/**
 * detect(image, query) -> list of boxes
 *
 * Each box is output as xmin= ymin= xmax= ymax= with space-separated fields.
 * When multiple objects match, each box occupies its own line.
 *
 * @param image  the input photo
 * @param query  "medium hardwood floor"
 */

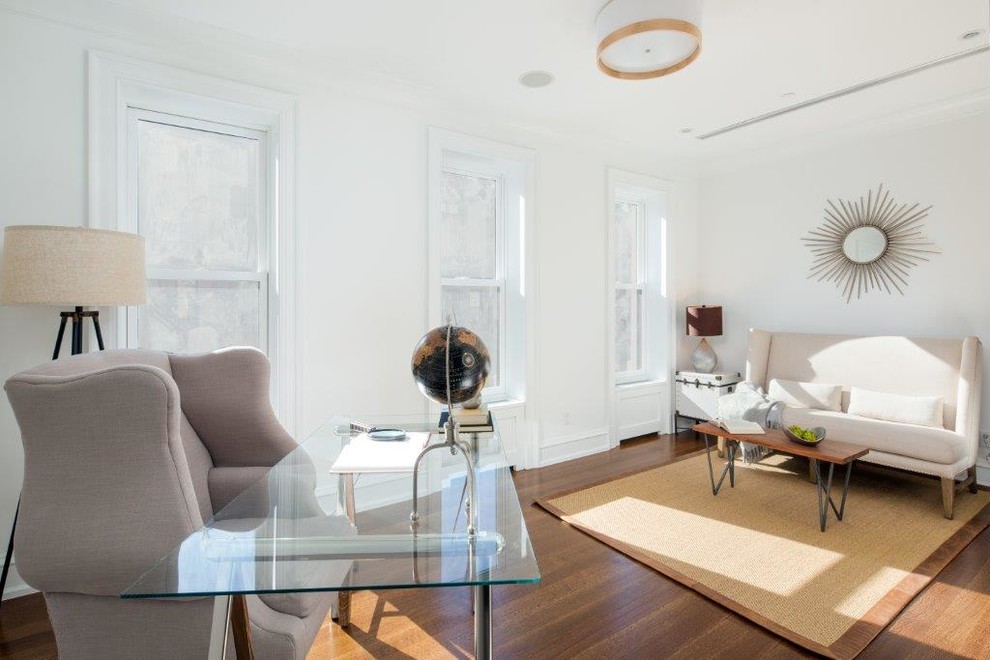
xmin=2 ymin=433 xmax=989 ymax=658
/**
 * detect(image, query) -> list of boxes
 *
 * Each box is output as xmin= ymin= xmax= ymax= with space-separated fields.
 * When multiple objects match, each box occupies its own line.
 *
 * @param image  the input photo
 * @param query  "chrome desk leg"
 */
xmin=474 ymin=584 xmax=492 ymax=660
xmin=208 ymin=594 xmax=232 ymax=660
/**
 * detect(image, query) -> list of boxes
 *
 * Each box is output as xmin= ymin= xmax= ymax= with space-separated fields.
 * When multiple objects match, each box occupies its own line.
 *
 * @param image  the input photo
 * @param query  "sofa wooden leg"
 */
xmin=717 ymin=436 xmax=726 ymax=459
xmin=969 ymin=465 xmax=979 ymax=494
xmin=941 ymin=477 xmax=955 ymax=520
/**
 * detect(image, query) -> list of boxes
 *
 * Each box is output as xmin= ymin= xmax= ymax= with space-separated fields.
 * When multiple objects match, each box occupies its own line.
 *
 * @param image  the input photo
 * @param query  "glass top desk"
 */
xmin=122 ymin=414 xmax=541 ymax=659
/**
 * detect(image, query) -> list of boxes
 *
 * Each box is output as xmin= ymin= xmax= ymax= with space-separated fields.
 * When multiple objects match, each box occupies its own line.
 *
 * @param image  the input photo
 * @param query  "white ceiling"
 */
xmin=111 ymin=0 xmax=990 ymax=159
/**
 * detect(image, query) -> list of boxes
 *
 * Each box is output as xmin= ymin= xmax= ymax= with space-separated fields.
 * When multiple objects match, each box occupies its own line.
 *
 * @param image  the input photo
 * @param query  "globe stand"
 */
xmin=410 ymin=420 xmax=478 ymax=538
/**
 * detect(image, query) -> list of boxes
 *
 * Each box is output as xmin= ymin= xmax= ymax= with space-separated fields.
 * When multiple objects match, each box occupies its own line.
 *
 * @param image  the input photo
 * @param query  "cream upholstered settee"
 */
xmin=746 ymin=330 xmax=983 ymax=519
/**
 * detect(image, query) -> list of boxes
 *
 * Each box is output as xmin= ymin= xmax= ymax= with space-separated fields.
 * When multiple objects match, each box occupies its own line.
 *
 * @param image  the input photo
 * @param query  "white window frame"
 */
xmin=88 ymin=52 xmax=299 ymax=434
xmin=614 ymin=197 xmax=649 ymax=384
xmin=438 ymin=163 xmax=508 ymax=399
xmin=607 ymin=169 xmax=674 ymax=446
xmin=428 ymin=129 xmax=534 ymax=407
xmin=124 ymin=109 xmax=273 ymax=354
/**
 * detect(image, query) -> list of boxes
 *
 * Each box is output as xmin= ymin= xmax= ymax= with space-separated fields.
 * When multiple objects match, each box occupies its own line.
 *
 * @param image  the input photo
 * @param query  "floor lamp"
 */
xmin=0 ymin=225 xmax=146 ymax=607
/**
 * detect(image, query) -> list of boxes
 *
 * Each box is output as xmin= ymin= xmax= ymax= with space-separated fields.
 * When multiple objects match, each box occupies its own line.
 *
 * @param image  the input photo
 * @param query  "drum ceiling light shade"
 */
xmin=0 ymin=225 xmax=147 ymax=306
xmin=596 ymin=0 xmax=703 ymax=80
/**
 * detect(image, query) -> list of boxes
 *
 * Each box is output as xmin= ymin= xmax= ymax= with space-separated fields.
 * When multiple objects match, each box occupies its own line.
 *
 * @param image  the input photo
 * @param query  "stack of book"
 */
xmin=439 ymin=404 xmax=494 ymax=433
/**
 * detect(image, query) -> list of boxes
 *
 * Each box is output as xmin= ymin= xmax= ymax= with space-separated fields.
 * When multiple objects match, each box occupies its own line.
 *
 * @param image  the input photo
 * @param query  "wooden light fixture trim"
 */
xmin=597 ymin=18 xmax=702 ymax=80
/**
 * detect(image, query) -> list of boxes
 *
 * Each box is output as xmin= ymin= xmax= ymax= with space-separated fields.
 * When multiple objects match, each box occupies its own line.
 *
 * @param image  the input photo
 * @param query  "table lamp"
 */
xmin=0 ymin=225 xmax=146 ymax=606
xmin=0 ymin=225 xmax=146 ymax=358
xmin=686 ymin=304 xmax=722 ymax=373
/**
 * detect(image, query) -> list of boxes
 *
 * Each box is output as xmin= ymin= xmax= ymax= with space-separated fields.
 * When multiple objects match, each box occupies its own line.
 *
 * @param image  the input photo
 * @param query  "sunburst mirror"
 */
xmin=802 ymin=184 xmax=939 ymax=303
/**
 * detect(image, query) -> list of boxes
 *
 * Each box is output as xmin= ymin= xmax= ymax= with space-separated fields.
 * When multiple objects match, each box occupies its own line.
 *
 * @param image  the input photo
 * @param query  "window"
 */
xmin=439 ymin=169 xmax=504 ymax=389
xmin=128 ymin=111 xmax=270 ymax=354
xmin=90 ymin=53 xmax=298 ymax=431
xmin=610 ymin=173 xmax=668 ymax=385
xmin=429 ymin=130 xmax=533 ymax=403
xmin=614 ymin=199 xmax=646 ymax=378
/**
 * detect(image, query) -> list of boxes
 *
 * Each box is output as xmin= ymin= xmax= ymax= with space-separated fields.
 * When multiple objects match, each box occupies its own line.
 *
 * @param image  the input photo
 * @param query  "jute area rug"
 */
xmin=537 ymin=451 xmax=990 ymax=659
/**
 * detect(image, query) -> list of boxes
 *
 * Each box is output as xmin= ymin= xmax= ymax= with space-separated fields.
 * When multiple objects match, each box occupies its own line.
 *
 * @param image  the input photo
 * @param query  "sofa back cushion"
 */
xmin=768 ymin=378 xmax=843 ymax=411
xmin=753 ymin=332 xmax=965 ymax=430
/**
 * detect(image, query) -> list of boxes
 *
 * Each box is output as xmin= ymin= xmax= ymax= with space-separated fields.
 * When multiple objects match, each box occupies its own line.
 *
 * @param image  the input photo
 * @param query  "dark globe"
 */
xmin=411 ymin=325 xmax=491 ymax=405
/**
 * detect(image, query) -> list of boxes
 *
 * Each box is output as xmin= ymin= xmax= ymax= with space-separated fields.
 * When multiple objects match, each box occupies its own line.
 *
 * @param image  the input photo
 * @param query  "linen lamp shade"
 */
xmin=686 ymin=305 xmax=722 ymax=337
xmin=0 ymin=226 xmax=146 ymax=306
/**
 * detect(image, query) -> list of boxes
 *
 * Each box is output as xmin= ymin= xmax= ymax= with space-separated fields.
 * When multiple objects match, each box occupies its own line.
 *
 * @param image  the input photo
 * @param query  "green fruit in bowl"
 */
xmin=787 ymin=424 xmax=819 ymax=442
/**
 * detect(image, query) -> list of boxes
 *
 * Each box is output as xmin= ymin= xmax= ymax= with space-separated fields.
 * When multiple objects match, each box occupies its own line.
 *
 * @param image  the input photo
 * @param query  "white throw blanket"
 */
xmin=716 ymin=382 xmax=784 ymax=463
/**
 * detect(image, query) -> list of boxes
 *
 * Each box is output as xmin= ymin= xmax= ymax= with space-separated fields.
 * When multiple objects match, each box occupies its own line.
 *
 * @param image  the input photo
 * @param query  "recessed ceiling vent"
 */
xmin=698 ymin=44 xmax=989 ymax=140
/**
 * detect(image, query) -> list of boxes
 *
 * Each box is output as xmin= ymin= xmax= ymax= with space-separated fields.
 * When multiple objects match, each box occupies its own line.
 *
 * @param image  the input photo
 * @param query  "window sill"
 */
xmin=616 ymin=378 xmax=668 ymax=391
xmin=487 ymin=397 xmax=524 ymax=408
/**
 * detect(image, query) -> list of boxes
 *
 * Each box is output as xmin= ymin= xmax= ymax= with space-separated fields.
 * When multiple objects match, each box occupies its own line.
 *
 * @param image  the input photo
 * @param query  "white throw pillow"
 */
xmin=846 ymin=387 xmax=944 ymax=428
xmin=768 ymin=379 xmax=843 ymax=412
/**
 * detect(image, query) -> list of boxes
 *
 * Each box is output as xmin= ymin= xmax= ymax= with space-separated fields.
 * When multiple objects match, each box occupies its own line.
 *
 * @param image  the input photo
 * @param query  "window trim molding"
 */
xmin=427 ymin=128 xmax=538 ymax=468
xmin=606 ymin=168 xmax=673 ymax=447
xmin=88 ymin=51 xmax=300 ymax=435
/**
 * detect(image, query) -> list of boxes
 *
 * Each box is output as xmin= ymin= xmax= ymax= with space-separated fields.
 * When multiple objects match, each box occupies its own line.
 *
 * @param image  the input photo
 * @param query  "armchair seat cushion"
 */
xmin=782 ymin=408 xmax=968 ymax=465
xmin=254 ymin=515 xmax=356 ymax=619
xmin=259 ymin=592 xmax=327 ymax=621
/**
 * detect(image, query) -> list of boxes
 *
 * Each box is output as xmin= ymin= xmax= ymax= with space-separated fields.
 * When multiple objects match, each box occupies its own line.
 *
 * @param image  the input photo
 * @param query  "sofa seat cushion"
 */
xmin=781 ymin=408 xmax=967 ymax=465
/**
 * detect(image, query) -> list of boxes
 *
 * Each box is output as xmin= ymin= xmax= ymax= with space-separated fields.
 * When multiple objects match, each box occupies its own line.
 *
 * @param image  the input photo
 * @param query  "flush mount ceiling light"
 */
xmin=596 ymin=0 xmax=702 ymax=80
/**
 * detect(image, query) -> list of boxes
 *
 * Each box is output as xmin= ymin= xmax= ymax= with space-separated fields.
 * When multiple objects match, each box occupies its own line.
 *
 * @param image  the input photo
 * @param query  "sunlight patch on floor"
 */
xmin=319 ymin=595 xmax=459 ymax=659
xmin=571 ymin=497 xmax=845 ymax=597
xmin=832 ymin=566 xmax=910 ymax=618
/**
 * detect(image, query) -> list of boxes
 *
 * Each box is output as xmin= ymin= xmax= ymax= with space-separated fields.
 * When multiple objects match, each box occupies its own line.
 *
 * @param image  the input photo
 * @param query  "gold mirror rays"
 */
xmin=802 ymin=184 xmax=940 ymax=303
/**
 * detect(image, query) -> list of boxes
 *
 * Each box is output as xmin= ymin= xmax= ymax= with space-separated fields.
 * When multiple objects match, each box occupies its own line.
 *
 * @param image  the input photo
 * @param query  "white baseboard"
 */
xmin=539 ymin=429 xmax=609 ymax=467
xmin=977 ymin=463 xmax=989 ymax=487
xmin=618 ymin=419 xmax=663 ymax=439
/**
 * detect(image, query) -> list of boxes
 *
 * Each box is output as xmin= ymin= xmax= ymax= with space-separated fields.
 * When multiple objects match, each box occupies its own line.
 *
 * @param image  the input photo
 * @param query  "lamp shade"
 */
xmin=0 ymin=225 xmax=146 ymax=306
xmin=596 ymin=0 xmax=703 ymax=80
xmin=686 ymin=304 xmax=722 ymax=337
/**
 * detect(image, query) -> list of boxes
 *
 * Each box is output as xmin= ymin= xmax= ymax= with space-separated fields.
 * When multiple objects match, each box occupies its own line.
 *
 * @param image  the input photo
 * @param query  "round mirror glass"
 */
xmin=842 ymin=226 xmax=887 ymax=264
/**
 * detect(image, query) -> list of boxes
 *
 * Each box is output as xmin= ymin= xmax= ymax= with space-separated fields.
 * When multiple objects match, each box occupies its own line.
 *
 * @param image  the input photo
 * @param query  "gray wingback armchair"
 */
xmin=4 ymin=347 xmax=334 ymax=659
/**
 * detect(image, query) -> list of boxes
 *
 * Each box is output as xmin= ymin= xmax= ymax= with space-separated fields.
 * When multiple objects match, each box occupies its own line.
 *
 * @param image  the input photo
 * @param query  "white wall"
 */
xmin=0 ymin=6 xmax=701 ymax=598
xmin=698 ymin=112 xmax=990 ymax=470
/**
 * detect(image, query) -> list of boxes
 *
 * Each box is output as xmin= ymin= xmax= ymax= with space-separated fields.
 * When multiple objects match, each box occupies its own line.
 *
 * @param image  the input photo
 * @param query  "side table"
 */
xmin=674 ymin=370 xmax=742 ymax=439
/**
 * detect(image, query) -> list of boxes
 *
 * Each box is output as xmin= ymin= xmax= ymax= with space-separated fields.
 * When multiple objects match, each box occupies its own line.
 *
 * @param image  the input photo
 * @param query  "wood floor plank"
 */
xmin=2 ymin=432 xmax=988 ymax=658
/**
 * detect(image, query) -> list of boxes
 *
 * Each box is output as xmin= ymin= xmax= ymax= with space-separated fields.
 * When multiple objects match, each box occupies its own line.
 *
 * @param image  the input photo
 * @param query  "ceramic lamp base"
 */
xmin=690 ymin=337 xmax=718 ymax=373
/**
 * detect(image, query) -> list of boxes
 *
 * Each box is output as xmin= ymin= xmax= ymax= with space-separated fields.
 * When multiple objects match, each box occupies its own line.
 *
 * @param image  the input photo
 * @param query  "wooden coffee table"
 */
xmin=693 ymin=422 xmax=870 ymax=531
